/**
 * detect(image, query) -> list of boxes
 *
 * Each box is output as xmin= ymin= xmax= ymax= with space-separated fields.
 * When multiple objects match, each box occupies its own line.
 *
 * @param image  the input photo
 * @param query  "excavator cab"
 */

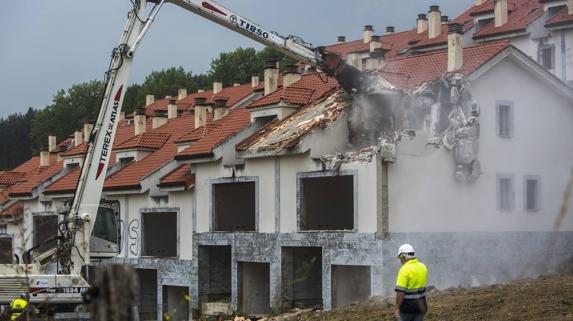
xmin=90 ymin=201 xmax=120 ymax=258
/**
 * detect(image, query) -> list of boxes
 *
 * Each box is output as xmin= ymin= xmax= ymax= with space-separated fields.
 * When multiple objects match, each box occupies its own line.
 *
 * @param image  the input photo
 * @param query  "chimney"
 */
xmin=365 ymin=48 xmax=387 ymax=71
xmin=213 ymin=81 xmax=223 ymax=94
xmin=40 ymin=148 xmax=50 ymax=167
xmin=370 ymin=35 xmax=382 ymax=52
xmin=475 ymin=0 xmax=487 ymax=6
xmin=178 ymin=88 xmax=188 ymax=100
xmin=168 ymin=98 xmax=178 ymax=119
xmin=447 ymin=23 xmax=464 ymax=72
xmin=337 ymin=36 xmax=346 ymax=43
xmin=194 ymin=97 xmax=209 ymax=128
xmin=233 ymin=79 xmax=241 ymax=87
xmin=134 ymin=108 xmax=146 ymax=135
xmin=83 ymin=117 xmax=95 ymax=143
xmin=153 ymin=110 xmax=168 ymax=129
xmin=569 ymin=0 xmax=573 ymax=15
xmin=48 ymin=134 xmax=57 ymax=152
xmin=386 ymin=26 xmax=395 ymax=34
xmin=213 ymin=98 xmax=229 ymax=121
xmin=120 ymin=112 xmax=125 ymax=121
xmin=347 ymin=53 xmax=362 ymax=71
xmin=74 ymin=130 xmax=83 ymax=147
xmin=283 ymin=65 xmax=301 ymax=88
xmin=146 ymin=95 xmax=155 ymax=106
xmin=264 ymin=57 xmax=279 ymax=96
xmin=251 ymin=75 xmax=260 ymax=88
xmin=363 ymin=25 xmax=374 ymax=43
xmin=417 ymin=14 xmax=429 ymax=34
xmin=494 ymin=0 xmax=508 ymax=27
xmin=198 ymin=89 xmax=205 ymax=93
xmin=441 ymin=16 xmax=449 ymax=24
xmin=428 ymin=5 xmax=442 ymax=39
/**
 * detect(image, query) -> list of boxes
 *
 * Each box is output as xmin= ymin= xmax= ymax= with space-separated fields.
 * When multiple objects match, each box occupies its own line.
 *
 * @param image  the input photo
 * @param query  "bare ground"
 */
xmin=264 ymin=273 xmax=573 ymax=321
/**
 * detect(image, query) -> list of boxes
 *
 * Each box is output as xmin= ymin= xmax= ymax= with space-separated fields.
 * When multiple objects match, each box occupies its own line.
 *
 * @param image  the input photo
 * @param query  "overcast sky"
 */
xmin=0 ymin=0 xmax=473 ymax=117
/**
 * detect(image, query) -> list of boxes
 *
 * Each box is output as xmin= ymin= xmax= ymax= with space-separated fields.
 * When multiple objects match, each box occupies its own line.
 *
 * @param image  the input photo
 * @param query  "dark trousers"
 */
xmin=400 ymin=313 xmax=424 ymax=321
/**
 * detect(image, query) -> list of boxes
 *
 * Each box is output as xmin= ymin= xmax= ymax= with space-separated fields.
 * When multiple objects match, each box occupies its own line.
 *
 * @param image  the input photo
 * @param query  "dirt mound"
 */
xmin=272 ymin=273 xmax=573 ymax=321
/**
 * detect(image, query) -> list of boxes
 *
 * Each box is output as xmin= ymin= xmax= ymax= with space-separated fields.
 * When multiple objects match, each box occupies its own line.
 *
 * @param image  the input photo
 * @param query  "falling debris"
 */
xmin=320 ymin=130 xmax=415 ymax=170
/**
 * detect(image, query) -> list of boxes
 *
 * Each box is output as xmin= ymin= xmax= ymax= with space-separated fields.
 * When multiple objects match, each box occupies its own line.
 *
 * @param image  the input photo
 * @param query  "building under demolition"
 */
xmin=2 ymin=1 xmax=573 ymax=320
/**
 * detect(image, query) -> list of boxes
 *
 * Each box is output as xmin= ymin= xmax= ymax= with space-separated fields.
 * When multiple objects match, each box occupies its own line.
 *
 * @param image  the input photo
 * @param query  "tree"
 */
xmin=0 ymin=108 xmax=36 ymax=170
xmin=30 ymin=80 xmax=104 ymax=153
xmin=133 ymin=67 xmax=205 ymax=109
xmin=207 ymin=47 xmax=296 ymax=87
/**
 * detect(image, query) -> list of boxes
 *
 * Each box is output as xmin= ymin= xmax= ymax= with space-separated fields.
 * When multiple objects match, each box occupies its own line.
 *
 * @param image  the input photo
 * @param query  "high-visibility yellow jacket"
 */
xmin=395 ymin=258 xmax=428 ymax=314
xmin=9 ymin=298 xmax=28 ymax=321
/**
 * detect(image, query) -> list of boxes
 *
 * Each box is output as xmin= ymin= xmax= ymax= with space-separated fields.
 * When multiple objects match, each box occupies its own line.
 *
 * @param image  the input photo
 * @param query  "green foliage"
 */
xmin=207 ymin=47 xmax=296 ymax=87
xmin=7 ymin=46 xmax=297 ymax=168
xmin=0 ymin=108 xmax=36 ymax=170
xmin=30 ymin=80 xmax=104 ymax=153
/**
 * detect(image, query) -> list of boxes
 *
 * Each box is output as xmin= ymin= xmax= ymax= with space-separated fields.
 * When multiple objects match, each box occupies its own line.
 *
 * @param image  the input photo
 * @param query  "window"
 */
xmin=540 ymin=44 xmax=555 ymax=70
xmin=33 ymin=215 xmax=59 ymax=253
xmin=476 ymin=17 xmax=494 ymax=31
xmin=212 ymin=179 xmax=257 ymax=232
xmin=525 ymin=176 xmax=540 ymax=211
xmin=299 ymin=172 xmax=355 ymax=231
xmin=496 ymin=102 xmax=514 ymax=138
xmin=497 ymin=175 xmax=514 ymax=212
xmin=0 ymin=236 xmax=12 ymax=264
xmin=119 ymin=156 xmax=134 ymax=167
xmin=141 ymin=211 xmax=177 ymax=257
xmin=548 ymin=5 xmax=566 ymax=17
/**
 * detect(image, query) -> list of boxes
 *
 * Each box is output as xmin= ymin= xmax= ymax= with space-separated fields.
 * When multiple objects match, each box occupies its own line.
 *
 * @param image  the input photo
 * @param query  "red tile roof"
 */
xmin=1 ymin=201 xmax=23 ymax=217
xmin=8 ymin=160 xmax=64 ymax=197
xmin=11 ymin=156 xmax=41 ymax=173
xmin=248 ymin=74 xmax=338 ymax=109
xmin=104 ymin=114 xmax=195 ymax=191
xmin=61 ymin=142 xmax=88 ymax=157
xmin=237 ymin=91 xmax=348 ymax=154
xmin=381 ymin=41 xmax=511 ymax=90
xmin=545 ymin=6 xmax=573 ymax=28
xmin=115 ymin=132 xmax=171 ymax=150
xmin=44 ymin=167 xmax=80 ymax=195
xmin=0 ymin=190 xmax=9 ymax=205
xmin=175 ymin=108 xmax=251 ymax=160
xmin=0 ymin=172 xmax=26 ymax=186
xmin=158 ymin=164 xmax=195 ymax=188
xmin=176 ymin=122 xmax=219 ymax=144
xmin=473 ymin=0 xmax=544 ymax=39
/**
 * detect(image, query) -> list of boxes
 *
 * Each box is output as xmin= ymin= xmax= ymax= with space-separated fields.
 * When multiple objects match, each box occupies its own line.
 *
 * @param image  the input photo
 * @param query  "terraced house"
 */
xmin=1 ymin=1 xmax=573 ymax=320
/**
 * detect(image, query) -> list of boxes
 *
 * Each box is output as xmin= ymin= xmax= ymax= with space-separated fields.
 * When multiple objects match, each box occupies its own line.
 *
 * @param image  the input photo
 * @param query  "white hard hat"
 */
xmin=397 ymin=243 xmax=415 ymax=257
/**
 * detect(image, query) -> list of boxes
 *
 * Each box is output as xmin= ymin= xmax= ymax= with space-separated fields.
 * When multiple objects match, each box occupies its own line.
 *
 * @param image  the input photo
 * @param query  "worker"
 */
xmin=9 ymin=293 xmax=29 ymax=321
xmin=394 ymin=244 xmax=428 ymax=321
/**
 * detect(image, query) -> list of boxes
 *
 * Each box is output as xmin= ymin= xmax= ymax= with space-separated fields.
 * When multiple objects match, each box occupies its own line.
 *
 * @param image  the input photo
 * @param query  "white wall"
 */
xmin=389 ymin=57 xmax=573 ymax=232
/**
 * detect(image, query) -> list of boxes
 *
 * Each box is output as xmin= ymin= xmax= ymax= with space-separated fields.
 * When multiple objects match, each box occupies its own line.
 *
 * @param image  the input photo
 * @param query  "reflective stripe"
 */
xmin=395 ymin=286 xmax=426 ymax=294
xmin=404 ymin=293 xmax=426 ymax=299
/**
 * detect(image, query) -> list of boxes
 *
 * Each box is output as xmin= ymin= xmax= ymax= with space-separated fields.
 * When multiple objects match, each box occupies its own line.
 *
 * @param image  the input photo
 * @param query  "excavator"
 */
xmin=0 ymin=0 xmax=369 ymax=315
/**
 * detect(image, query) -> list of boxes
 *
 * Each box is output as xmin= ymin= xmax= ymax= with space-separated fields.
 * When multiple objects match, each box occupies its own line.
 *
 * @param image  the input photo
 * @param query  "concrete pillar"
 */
xmin=178 ymin=88 xmax=188 ymax=100
xmin=134 ymin=109 xmax=146 ymax=135
xmin=168 ymin=99 xmax=178 ymax=119
xmin=48 ymin=135 xmax=57 ymax=152
xmin=428 ymin=5 xmax=442 ymax=39
xmin=448 ymin=23 xmax=464 ymax=72
xmin=74 ymin=130 xmax=83 ymax=147
xmin=417 ymin=14 xmax=428 ymax=34
xmin=146 ymin=94 xmax=155 ymax=106
xmin=363 ymin=25 xmax=374 ymax=44
xmin=213 ymin=81 xmax=223 ymax=94
xmin=194 ymin=97 xmax=209 ymax=128
xmin=251 ymin=75 xmax=260 ymax=88
xmin=264 ymin=57 xmax=279 ymax=96
xmin=40 ymin=149 xmax=50 ymax=167
xmin=152 ymin=110 xmax=168 ymax=129
xmin=495 ymin=0 xmax=508 ymax=27
xmin=282 ymin=65 xmax=301 ymax=88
